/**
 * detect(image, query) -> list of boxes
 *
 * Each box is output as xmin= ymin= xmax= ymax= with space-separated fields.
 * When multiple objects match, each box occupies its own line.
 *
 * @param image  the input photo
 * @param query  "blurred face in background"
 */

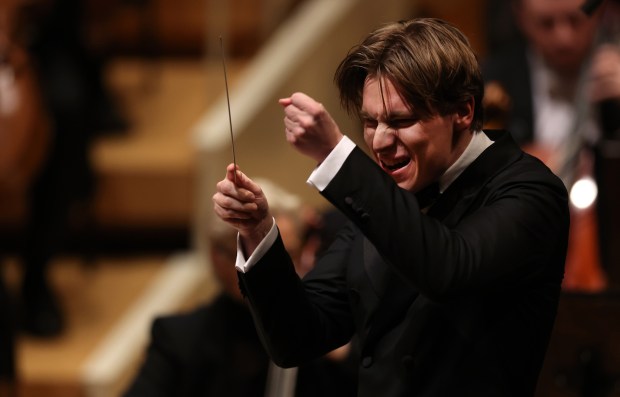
xmin=210 ymin=234 xmax=243 ymax=301
xmin=515 ymin=0 xmax=600 ymax=77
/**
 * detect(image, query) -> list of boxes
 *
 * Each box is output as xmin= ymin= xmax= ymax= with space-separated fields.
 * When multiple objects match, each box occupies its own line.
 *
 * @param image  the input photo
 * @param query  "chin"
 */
xmin=395 ymin=179 xmax=416 ymax=192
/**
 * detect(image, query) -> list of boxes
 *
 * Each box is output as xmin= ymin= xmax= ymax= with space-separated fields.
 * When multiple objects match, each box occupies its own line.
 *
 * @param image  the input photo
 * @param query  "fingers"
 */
xmin=278 ymin=97 xmax=292 ymax=107
xmin=282 ymin=104 xmax=312 ymax=128
xmin=232 ymin=166 xmax=265 ymax=198
xmin=284 ymin=116 xmax=310 ymax=136
xmin=223 ymin=164 xmax=253 ymax=196
xmin=282 ymin=93 xmax=339 ymax=140
xmin=214 ymin=164 xmax=261 ymax=219
xmin=279 ymin=92 xmax=314 ymax=109
xmin=224 ymin=163 xmax=261 ymax=195
xmin=280 ymin=92 xmax=324 ymax=123
xmin=213 ymin=183 xmax=257 ymax=216
xmin=292 ymin=93 xmax=325 ymax=118
xmin=213 ymin=201 xmax=255 ymax=222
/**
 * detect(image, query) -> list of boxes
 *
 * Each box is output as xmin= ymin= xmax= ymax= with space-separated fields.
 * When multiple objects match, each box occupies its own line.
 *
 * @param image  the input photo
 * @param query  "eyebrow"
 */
xmin=359 ymin=111 xmax=373 ymax=119
xmin=359 ymin=110 xmax=415 ymax=120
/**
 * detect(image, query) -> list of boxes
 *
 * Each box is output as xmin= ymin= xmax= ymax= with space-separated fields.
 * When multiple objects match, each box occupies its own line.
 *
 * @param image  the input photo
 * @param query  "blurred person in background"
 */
xmin=123 ymin=179 xmax=356 ymax=397
xmin=8 ymin=0 xmax=127 ymax=337
xmin=482 ymin=0 xmax=620 ymax=291
xmin=1 ymin=0 xmax=50 ymax=389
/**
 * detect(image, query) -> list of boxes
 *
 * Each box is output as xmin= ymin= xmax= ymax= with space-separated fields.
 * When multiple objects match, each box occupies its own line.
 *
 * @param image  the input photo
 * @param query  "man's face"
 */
xmin=360 ymin=76 xmax=469 ymax=193
xmin=517 ymin=0 xmax=599 ymax=76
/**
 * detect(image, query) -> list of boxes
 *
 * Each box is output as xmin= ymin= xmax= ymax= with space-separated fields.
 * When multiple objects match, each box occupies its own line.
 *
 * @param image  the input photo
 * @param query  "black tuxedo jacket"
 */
xmin=240 ymin=130 xmax=569 ymax=396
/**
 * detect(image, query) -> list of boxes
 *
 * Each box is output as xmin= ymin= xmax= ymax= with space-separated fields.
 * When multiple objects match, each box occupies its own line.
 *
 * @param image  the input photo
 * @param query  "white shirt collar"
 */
xmin=438 ymin=130 xmax=493 ymax=193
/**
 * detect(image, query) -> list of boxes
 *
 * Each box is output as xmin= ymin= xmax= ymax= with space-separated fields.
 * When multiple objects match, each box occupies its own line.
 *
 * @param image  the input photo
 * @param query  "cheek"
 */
xmin=363 ymin=131 xmax=373 ymax=148
xmin=401 ymin=132 xmax=428 ymax=158
xmin=364 ymin=131 xmax=382 ymax=161
xmin=413 ymin=138 xmax=448 ymax=172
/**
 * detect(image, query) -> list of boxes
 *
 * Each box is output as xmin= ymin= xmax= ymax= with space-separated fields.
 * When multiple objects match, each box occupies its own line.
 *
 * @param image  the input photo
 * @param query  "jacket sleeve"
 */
xmin=322 ymin=146 xmax=569 ymax=302
xmin=239 ymin=224 xmax=356 ymax=368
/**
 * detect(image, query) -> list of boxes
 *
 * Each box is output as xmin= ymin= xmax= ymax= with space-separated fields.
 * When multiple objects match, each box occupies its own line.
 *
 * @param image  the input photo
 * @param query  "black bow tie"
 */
xmin=415 ymin=183 xmax=440 ymax=209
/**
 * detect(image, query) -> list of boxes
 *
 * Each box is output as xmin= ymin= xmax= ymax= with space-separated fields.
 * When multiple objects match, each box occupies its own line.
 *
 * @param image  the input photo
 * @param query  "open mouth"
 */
xmin=381 ymin=158 xmax=411 ymax=172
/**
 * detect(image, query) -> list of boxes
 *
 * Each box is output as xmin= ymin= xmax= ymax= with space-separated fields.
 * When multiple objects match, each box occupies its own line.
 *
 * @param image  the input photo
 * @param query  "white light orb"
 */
xmin=569 ymin=177 xmax=598 ymax=210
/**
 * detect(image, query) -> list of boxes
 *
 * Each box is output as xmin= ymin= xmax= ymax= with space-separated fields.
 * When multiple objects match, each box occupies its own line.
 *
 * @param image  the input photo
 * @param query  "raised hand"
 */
xmin=279 ymin=92 xmax=344 ymax=163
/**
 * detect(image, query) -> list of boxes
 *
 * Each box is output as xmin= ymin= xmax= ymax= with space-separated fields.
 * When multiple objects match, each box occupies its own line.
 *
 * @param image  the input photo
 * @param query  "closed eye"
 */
xmin=388 ymin=118 xmax=418 ymax=129
xmin=363 ymin=118 xmax=378 ymax=129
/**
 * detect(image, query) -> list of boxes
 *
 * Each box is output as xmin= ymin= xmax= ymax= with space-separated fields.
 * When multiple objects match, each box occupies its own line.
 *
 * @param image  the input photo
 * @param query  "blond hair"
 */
xmin=335 ymin=18 xmax=484 ymax=131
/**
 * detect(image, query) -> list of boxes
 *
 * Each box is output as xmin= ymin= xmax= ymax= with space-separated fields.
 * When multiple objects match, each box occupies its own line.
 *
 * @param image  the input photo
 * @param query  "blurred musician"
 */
xmin=482 ymin=0 xmax=620 ymax=292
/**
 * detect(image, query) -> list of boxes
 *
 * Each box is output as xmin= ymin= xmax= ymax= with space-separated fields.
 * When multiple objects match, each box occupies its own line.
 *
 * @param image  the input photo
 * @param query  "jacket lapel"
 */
xmin=429 ymin=130 xmax=522 ymax=225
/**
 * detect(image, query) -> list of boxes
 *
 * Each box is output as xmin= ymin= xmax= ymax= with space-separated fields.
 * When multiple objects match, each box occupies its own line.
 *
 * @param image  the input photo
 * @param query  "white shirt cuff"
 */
xmin=307 ymin=136 xmax=356 ymax=191
xmin=235 ymin=217 xmax=278 ymax=273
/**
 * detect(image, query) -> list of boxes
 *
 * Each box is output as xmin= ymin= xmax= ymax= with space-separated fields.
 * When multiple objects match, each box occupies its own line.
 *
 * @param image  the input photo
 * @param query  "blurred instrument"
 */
xmin=0 ymin=0 xmax=49 ymax=192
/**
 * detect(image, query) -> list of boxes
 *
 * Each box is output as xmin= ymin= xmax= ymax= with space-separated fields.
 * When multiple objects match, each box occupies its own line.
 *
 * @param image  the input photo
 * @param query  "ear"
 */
xmin=453 ymin=96 xmax=475 ymax=132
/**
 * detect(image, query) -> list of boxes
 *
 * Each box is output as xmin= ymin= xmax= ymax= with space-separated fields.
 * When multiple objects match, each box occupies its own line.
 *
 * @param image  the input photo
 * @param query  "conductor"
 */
xmin=213 ymin=18 xmax=570 ymax=396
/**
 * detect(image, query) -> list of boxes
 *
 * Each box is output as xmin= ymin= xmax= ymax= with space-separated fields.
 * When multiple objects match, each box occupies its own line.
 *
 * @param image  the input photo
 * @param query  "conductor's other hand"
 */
xmin=279 ymin=92 xmax=344 ymax=163
xmin=213 ymin=164 xmax=272 ymax=254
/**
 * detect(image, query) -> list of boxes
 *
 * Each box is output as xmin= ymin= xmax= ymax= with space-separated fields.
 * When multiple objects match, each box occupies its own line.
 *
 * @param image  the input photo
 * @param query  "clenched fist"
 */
xmin=279 ymin=92 xmax=344 ymax=163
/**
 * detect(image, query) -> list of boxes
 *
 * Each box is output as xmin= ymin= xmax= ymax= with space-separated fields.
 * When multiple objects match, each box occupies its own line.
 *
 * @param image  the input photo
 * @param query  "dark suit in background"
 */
xmin=123 ymin=294 xmax=268 ymax=397
xmin=123 ymin=292 xmax=357 ymax=397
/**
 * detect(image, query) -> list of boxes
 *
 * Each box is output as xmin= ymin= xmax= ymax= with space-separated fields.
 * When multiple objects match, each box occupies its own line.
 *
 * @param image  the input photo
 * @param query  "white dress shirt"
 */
xmin=528 ymin=49 xmax=599 ymax=150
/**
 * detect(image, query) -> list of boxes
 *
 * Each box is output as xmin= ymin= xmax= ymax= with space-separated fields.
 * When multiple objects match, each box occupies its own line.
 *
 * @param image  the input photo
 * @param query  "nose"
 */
xmin=372 ymin=123 xmax=396 ymax=151
xmin=552 ymin=19 xmax=576 ymax=49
